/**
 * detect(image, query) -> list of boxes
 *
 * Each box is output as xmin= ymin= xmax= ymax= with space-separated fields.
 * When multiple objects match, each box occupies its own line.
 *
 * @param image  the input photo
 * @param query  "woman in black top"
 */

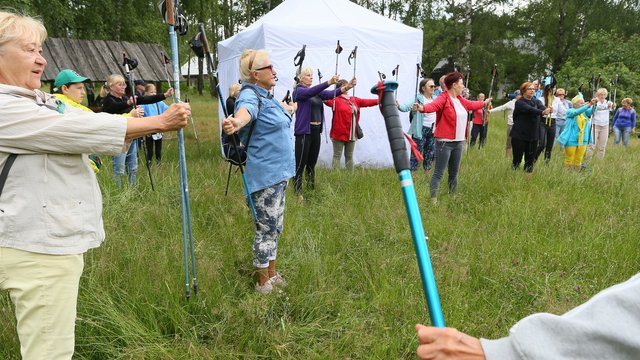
xmin=100 ymin=74 xmax=173 ymax=187
xmin=511 ymin=81 xmax=551 ymax=173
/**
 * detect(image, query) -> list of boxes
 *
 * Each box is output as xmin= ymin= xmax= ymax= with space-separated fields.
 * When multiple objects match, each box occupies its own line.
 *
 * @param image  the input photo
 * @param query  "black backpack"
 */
xmin=222 ymin=85 xmax=264 ymax=165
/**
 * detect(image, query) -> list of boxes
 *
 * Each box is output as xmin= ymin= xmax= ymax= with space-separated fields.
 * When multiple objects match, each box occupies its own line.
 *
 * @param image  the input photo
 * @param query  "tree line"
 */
xmin=3 ymin=0 xmax=639 ymax=101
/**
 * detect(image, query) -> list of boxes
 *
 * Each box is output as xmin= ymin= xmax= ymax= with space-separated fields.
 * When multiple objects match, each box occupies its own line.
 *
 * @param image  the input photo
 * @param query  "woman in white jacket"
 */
xmin=0 ymin=11 xmax=190 ymax=359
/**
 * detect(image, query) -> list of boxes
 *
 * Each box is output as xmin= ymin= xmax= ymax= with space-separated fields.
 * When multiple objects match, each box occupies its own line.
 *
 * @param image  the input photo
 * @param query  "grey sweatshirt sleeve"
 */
xmin=480 ymin=273 xmax=640 ymax=359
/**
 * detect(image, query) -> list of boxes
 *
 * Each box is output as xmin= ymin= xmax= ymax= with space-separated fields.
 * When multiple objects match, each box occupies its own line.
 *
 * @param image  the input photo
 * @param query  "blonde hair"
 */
xmin=99 ymin=74 xmax=126 ymax=97
xmin=556 ymin=88 xmax=566 ymax=95
xmin=239 ymin=49 xmax=269 ymax=83
xmin=299 ymin=67 xmax=313 ymax=78
xmin=596 ymin=88 xmax=608 ymax=97
xmin=144 ymin=83 xmax=156 ymax=94
xmin=621 ymin=98 xmax=633 ymax=106
xmin=0 ymin=11 xmax=47 ymax=51
xmin=228 ymin=82 xmax=241 ymax=96
xmin=477 ymin=93 xmax=485 ymax=99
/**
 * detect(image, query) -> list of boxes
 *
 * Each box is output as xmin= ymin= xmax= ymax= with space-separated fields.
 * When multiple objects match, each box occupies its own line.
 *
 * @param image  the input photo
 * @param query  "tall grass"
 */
xmin=1 ymin=96 xmax=639 ymax=359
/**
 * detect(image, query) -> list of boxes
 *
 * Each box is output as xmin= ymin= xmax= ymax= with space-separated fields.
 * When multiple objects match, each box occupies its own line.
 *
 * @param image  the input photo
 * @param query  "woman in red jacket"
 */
xmin=414 ymin=72 xmax=490 ymax=202
xmin=325 ymin=79 xmax=378 ymax=169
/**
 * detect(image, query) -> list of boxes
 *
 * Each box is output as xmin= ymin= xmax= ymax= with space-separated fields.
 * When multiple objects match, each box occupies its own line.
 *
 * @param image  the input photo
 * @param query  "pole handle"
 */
xmin=370 ymin=80 xmax=408 ymax=172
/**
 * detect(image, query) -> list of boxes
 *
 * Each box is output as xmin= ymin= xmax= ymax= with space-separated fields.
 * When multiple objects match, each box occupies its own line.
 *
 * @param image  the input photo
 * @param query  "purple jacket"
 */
xmin=293 ymin=82 xmax=342 ymax=135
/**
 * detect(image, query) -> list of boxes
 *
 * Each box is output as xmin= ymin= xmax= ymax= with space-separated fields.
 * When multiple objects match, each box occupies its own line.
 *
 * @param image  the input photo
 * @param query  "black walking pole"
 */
xmin=293 ymin=44 xmax=306 ymax=83
xmin=122 ymin=52 xmax=155 ymax=191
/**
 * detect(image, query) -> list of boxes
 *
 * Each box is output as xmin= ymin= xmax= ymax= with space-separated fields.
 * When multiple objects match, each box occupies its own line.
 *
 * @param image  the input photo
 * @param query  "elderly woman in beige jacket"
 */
xmin=0 ymin=11 xmax=190 ymax=360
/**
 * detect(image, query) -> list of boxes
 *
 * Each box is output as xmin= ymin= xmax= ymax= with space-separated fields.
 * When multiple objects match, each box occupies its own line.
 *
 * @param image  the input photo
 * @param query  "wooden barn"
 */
xmin=42 ymin=37 xmax=176 ymax=90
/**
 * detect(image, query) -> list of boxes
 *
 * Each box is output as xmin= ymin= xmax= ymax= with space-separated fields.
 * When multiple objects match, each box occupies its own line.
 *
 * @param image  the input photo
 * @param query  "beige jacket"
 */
xmin=0 ymin=84 xmax=127 ymax=254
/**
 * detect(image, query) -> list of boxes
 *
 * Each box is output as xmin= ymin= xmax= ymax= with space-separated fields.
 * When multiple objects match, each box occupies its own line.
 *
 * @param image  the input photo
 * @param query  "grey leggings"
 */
xmin=430 ymin=140 xmax=464 ymax=199
xmin=332 ymin=140 xmax=356 ymax=169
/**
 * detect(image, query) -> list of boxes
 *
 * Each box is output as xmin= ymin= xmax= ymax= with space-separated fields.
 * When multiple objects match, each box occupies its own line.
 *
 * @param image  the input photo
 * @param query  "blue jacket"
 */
xmin=236 ymin=84 xmax=294 ymax=193
xmin=140 ymin=100 xmax=169 ymax=117
xmin=399 ymin=94 xmax=435 ymax=139
xmin=557 ymin=105 xmax=594 ymax=147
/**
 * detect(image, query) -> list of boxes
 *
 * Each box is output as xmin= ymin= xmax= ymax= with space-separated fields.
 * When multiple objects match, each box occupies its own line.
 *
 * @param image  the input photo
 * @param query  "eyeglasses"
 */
xmin=253 ymin=64 xmax=274 ymax=72
xmin=526 ymin=87 xmax=535 ymax=90
xmin=428 ymin=85 xmax=437 ymax=88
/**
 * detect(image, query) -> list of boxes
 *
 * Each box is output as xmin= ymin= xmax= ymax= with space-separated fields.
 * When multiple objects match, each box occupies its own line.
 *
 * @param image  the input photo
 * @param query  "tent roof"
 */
xmin=218 ymin=0 xmax=422 ymax=60
xmin=245 ymin=0 xmax=418 ymax=32
xmin=42 ymin=38 xmax=174 ymax=83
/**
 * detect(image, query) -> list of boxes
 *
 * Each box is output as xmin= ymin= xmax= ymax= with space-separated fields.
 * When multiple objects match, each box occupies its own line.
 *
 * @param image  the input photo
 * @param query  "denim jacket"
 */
xmin=236 ymin=84 xmax=294 ymax=193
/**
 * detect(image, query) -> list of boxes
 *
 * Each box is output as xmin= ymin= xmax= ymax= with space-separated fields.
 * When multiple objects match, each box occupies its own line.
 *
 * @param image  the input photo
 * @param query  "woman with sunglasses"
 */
xmin=398 ymin=78 xmax=437 ymax=173
xmin=222 ymin=49 xmax=294 ymax=294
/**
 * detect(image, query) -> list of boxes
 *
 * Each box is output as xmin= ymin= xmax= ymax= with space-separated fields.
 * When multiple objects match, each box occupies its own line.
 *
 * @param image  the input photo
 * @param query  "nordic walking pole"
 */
xmin=199 ymin=22 xmax=257 ymax=221
xmin=348 ymin=46 xmax=358 ymax=98
xmin=183 ymin=94 xmax=200 ymax=151
xmin=464 ymin=66 xmax=470 ymax=89
xmin=413 ymin=63 xmax=421 ymax=104
xmin=392 ymin=64 xmax=399 ymax=101
xmin=161 ymin=51 xmax=200 ymax=150
xmin=164 ymin=0 xmax=197 ymax=299
xmin=122 ymin=52 xmax=155 ymax=191
xmin=318 ymin=69 xmax=330 ymax=143
xmin=613 ymin=74 xmax=619 ymax=106
xmin=332 ymin=40 xmax=343 ymax=112
xmin=480 ymin=64 xmax=497 ymax=149
xmin=371 ymin=79 xmax=445 ymax=327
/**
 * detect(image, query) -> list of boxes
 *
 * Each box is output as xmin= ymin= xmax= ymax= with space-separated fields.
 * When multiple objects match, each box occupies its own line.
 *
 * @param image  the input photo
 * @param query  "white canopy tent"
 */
xmin=217 ymin=0 xmax=423 ymax=167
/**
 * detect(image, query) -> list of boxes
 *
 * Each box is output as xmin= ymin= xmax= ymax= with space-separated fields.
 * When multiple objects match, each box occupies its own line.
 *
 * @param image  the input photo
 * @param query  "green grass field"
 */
xmin=1 ymin=95 xmax=639 ymax=359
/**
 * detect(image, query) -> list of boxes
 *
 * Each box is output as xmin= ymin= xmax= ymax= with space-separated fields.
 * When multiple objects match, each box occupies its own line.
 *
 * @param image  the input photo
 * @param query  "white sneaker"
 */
xmin=255 ymin=280 xmax=274 ymax=294
xmin=270 ymin=273 xmax=287 ymax=287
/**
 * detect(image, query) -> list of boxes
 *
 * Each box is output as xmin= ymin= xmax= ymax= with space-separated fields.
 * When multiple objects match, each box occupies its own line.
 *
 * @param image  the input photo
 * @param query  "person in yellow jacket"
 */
xmin=53 ymin=69 xmax=142 ymax=173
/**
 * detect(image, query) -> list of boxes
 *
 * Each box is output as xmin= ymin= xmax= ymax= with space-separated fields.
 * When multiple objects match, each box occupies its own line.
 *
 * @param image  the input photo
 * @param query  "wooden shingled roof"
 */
xmin=42 ymin=38 xmax=175 ymax=83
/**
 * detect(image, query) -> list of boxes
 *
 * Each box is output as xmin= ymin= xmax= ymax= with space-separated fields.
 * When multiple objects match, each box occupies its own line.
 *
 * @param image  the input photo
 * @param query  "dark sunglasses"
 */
xmin=254 ymin=64 xmax=274 ymax=72
xmin=428 ymin=85 xmax=437 ymax=88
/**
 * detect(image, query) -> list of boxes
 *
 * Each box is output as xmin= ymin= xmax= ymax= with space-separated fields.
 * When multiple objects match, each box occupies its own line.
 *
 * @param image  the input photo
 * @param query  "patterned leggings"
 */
xmin=410 ymin=125 xmax=435 ymax=171
xmin=250 ymin=181 xmax=287 ymax=268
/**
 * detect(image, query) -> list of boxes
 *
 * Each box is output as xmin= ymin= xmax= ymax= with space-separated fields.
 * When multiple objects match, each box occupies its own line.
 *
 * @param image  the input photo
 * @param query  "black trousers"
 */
xmin=535 ymin=119 xmax=556 ymax=162
xmin=145 ymin=135 xmax=162 ymax=164
xmin=294 ymin=124 xmax=322 ymax=193
xmin=470 ymin=123 xmax=488 ymax=148
xmin=511 ymin=137 xmax=537 ymax=173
